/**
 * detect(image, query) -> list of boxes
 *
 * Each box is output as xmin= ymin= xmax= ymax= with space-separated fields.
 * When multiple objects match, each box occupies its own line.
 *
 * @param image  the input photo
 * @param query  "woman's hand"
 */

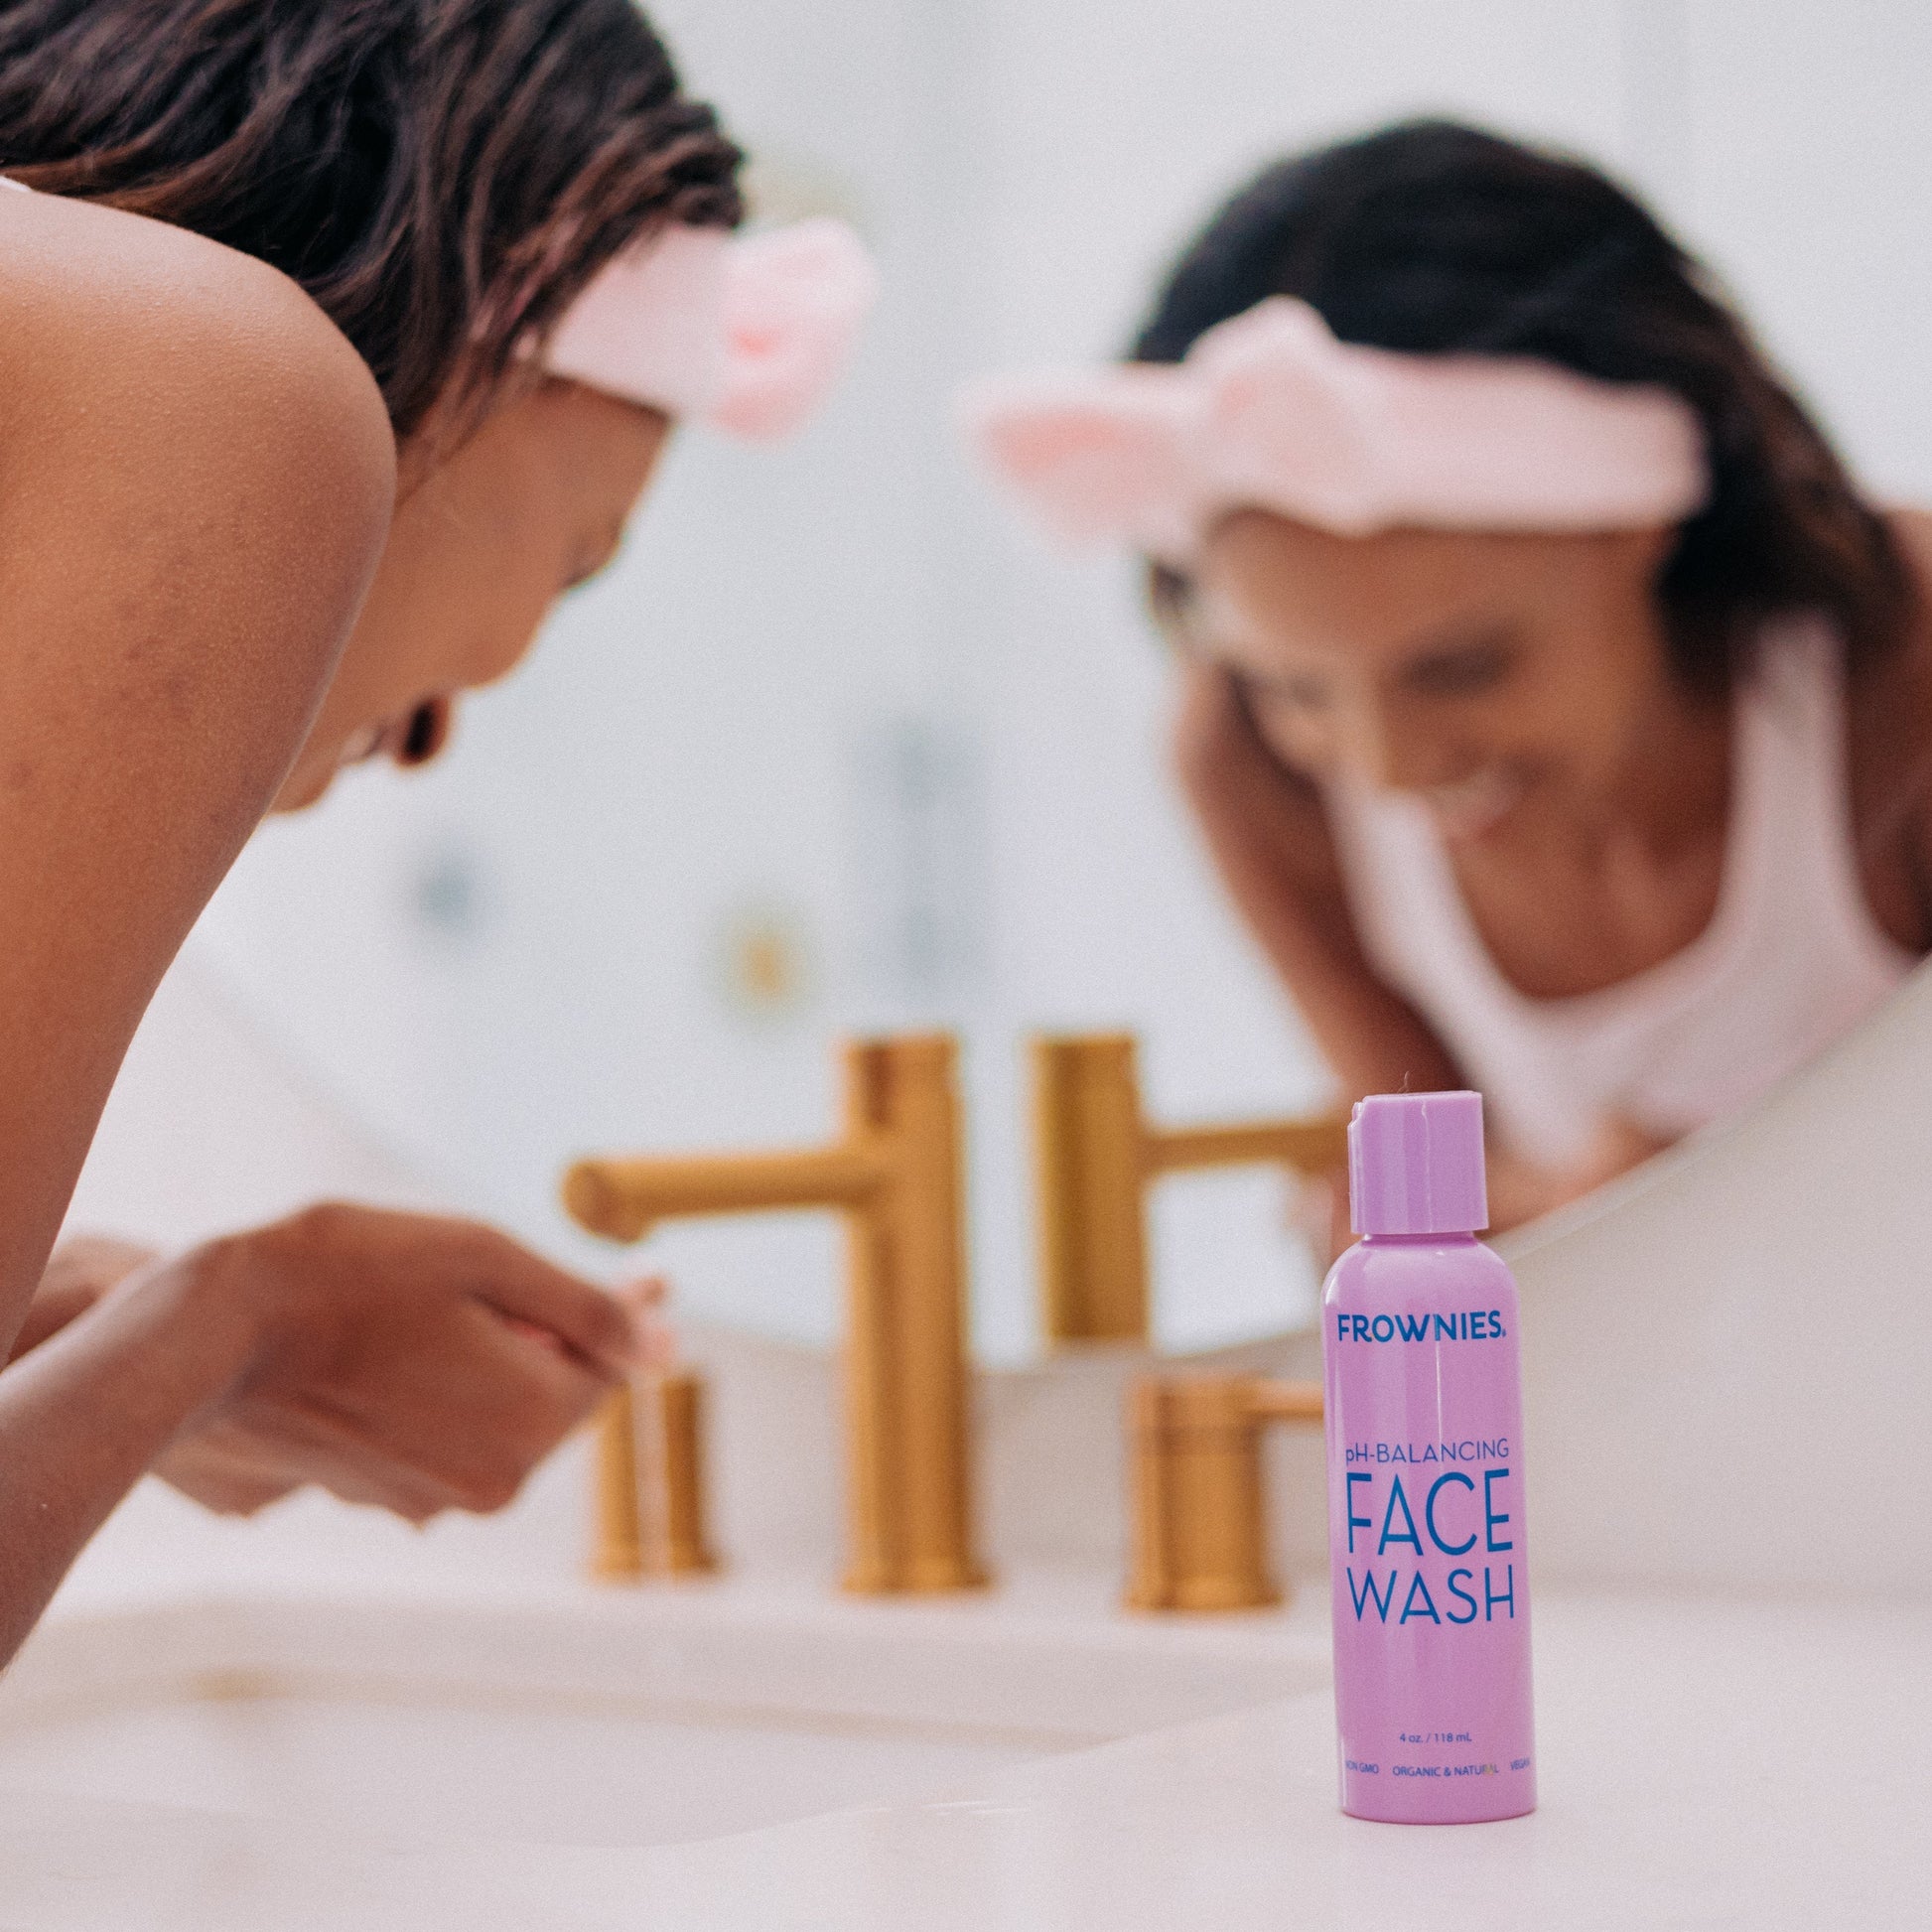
xmin=13 ymin=1235 xmax=315 ymax=1515
xmin=182 ymin=1203 xmax=659 ymax=1522
xmin=39 ymin=1205 xmax=662 ymax=1524
xmin=8 ymin=1235 xmax=159 ymax=1365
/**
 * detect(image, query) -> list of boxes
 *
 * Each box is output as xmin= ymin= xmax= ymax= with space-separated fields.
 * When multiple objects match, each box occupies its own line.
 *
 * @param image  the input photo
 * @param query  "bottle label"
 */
xmin=1323 ymin=1278 xmax=1536 ymax=1822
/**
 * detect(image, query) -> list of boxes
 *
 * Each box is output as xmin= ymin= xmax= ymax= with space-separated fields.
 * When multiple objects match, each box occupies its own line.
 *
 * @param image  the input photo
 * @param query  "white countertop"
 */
xmin=3 ymin=1588 xmax=1925 ymax=1930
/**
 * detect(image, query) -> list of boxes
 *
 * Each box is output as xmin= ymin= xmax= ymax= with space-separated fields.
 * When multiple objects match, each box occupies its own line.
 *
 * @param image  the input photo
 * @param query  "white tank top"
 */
xmin=1323 ymin=616 xmax=1918 ymax=1167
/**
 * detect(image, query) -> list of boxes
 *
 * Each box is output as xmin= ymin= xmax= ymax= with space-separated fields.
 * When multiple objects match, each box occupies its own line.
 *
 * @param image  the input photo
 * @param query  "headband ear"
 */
xmin=543 ymin=217 xmax=877 ymax=441
xmin=958 ymin=368 xmax=1202 ymax=558
xmin=1194 ymin=299 xmax=1388 ymax=535
xmin=709 ymin=217 xmax=881 ymax=441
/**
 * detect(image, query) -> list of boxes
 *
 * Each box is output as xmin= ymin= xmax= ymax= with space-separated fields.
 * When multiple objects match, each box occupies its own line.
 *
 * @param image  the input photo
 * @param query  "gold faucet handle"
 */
xmin=590 ymin=1384 xmax=645 ymax=1582
xmin=588 ymin=1369 xmax=720 ymax=1583
xmin=1246 ymin=1378 xmax=1323 ymax=1425
xmin=1125 ymin=1372 xmax=1323 ymax=1613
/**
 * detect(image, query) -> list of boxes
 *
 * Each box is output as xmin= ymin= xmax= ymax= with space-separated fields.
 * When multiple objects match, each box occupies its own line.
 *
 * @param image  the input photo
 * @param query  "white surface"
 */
xmin=0 ymin=1591 xmax=1923 ymax=1928
xmin=0 ymin=1580 xmax=1327 ymax=1850
xmin=0 ymin=1692 xmax=1030 ymax=1853
xmin=1508 ymin=956 xmax=1932 ymax=1594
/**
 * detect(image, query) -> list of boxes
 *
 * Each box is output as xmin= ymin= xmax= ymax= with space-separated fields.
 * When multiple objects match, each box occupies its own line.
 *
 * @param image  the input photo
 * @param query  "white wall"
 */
xmin=157 ymin=1 xmax=1932 ymax=1367
xmin=64 ymin=954 xmax=441 ymax=1252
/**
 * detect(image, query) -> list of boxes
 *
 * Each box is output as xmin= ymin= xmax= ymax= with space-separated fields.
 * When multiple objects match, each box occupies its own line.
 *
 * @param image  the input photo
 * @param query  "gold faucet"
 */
xmin=563 ymin=1034 xmax=988 ymax=1596
xmin=1031 ymin=1034 xmax=1350 ymax=1344
xmin=1125 ymin=1374 xmax=1323 ymax=1611
xmin=590 ymin=1372 xmax=719 ymax=1583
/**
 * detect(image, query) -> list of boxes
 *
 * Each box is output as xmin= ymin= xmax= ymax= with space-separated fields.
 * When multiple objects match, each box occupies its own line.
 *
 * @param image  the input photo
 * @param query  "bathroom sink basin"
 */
xmin=0 ymin=1582 xmax=1328 ymax=1849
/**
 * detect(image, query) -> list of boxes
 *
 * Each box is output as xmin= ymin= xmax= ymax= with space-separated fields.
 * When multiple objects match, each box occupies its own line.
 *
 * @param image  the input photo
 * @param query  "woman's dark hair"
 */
xmin=0 ymin=0 xmax=744 ymax=438
xmin=1135 ymin=118 xmax=1913 ymax=682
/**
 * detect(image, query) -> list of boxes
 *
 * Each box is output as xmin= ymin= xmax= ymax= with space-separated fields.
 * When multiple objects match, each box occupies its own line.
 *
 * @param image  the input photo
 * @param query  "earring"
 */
xmin=397 ymin=697 xmax=453 ymax=766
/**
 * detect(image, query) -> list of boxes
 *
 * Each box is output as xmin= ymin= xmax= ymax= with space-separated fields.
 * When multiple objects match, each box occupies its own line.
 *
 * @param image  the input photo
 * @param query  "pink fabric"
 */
xmin=544 ymin=216 xmax=877 ymax=441
xmin=960 ymin=297 xmax=1708 ymax=558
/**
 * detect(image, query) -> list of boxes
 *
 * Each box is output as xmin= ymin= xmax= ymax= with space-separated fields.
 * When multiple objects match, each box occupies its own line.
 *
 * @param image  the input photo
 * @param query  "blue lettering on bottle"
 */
xmin=1345 ymin=1469 xmax=1373 ymax=1555
xmin=1424 ymin=1470 xmax=1477 ymax=1555
xmin=1447 ymin=1569 xmax=1479 ymax=1623
xmin=1399 ymin=1573 xmax=1442 ymax=1623
xmin=1348 ymin=1568 xmax=1399 ymax=1621
xmin=1378 ymin=1476 xmax=1423 ymax=1554
xmin=1484 ymin=1467 xmax=1514 ymax=1552
xmin=1333 ymin=1310 xmax=1513 ymax=1342
xmin=1485 ymin=1563 xmax=1516 ymax=1621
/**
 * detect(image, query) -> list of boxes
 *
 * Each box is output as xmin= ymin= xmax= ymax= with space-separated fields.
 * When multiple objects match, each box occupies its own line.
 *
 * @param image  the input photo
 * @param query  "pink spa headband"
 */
xmin=960 ymin=296 xmax=1709 ymax=561
xmin=543 ymin=215 xmax=877 ymax=441
xmin=0 ymin=173 xmax=876 ymax=442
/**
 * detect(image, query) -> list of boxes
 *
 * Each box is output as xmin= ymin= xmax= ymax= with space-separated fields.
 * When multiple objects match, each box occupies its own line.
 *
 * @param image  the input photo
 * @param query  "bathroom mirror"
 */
xmin=173 ymin=0 xmax=1932 ymax=1363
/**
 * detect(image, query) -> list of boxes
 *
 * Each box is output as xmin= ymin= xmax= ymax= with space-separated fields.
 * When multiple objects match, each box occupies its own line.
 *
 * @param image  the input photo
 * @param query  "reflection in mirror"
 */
xmin=138 ymin=0 xmax=1932 ymax=1370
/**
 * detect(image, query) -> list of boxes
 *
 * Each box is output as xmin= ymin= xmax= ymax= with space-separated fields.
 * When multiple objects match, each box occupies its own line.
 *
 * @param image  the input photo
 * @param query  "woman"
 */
xmin=0 ymin=0 xmax=870 ymax=1664
xmin=970 ymin=119 xmax=1932 ymax=1230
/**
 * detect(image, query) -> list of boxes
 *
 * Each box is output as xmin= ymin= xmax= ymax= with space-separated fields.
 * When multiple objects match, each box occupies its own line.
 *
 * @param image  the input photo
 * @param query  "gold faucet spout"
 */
xmin=563 ymin=1144 xmax=887 ymax=1243
xmin=1144 ymin=1118 xmax=1347 ymax=1178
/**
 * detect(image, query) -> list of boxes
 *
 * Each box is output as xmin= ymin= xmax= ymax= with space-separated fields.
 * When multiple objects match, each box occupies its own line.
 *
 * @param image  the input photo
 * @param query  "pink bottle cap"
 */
xmin=1347 ymin=1090 xmax=1488 ymax=1236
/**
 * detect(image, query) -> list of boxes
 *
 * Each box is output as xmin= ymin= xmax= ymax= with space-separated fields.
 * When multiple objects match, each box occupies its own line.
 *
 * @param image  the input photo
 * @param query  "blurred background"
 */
xmin=70 ymin=0 xmax=1932 ymax=1363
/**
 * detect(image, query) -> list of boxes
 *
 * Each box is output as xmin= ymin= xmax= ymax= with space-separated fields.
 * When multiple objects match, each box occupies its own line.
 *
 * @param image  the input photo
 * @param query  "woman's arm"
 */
xmin=0 ymin=191 xmax=393 ymax=1652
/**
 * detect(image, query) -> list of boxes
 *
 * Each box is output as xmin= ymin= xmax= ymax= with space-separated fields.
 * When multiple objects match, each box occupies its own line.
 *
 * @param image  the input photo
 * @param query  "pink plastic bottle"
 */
xmin=1321 ymin=1090 xmax=1535 ymax=1824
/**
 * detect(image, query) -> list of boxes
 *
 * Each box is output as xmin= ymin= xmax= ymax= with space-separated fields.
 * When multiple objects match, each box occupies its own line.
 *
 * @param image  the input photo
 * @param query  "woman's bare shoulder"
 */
xmin=0 ymin=190 xmax=394 ymax=563
xmin=0 ymin=193 xmax=398 ymax=966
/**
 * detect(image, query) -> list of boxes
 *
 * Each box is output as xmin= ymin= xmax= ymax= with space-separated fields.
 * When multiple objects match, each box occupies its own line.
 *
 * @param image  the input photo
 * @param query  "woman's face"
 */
xmin=1188 ymin=510 xmax=1679 ymax=844
xmin=274 ymin=376 xmax=670 ymax=810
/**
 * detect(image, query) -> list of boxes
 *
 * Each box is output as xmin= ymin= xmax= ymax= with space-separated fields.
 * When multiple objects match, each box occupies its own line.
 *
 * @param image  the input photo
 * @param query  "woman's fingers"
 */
xmin=256 ymin=1299 xmax=603 ymax=1513
xmin=163 ymin=1405 xmax=467 ymax=1522
xmin=459 ymin=1228 xmax=647 ymax=1376
xmin=152 ymin=1434 xmax=304 ymax=1518
xmin=176 ymin=1203 xmax=663 ymax=1529
xmin=612 ymin=1274 xmax=677 ymax=1369
xmin=10 ymin=1235 xmax=162 ymax=1362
